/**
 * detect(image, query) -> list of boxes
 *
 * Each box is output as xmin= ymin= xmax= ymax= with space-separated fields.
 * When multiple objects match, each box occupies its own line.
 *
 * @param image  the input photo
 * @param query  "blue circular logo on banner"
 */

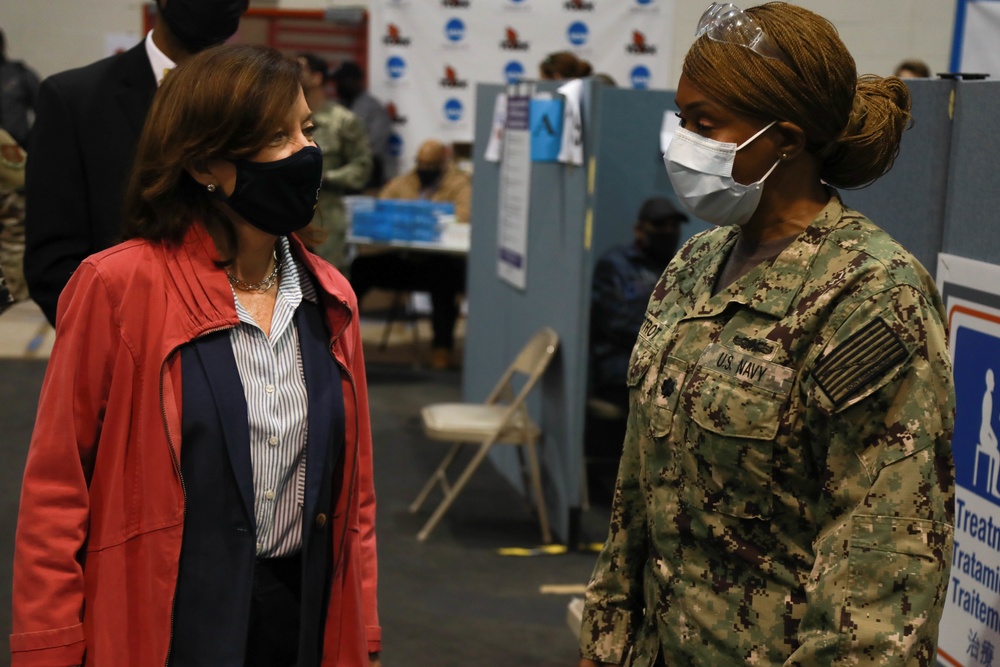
xmin=388 ymin=133 xmax=404 ymax=158
xmin=386 ymin=56 xmax=406 ymax=79
xmin=444 ymin=98 xmax=463 ymax=121
xmin=630 ymin=65 xmax=651 ymax=89
xmin=567 ymin=21 xmax=589 ymax=46
xmin=504 ymin=61 xmax=525 ymax=84
xmin=445 ymin=18 xmax=465 ymax=42
xmin=510 ymin=0 xmax=526 ymax=3
xmin=635 ymin=0 xmax=653 ymax=5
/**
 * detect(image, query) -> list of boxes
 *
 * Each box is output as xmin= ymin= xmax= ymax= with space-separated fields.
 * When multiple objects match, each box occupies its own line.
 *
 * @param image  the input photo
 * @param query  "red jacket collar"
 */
xmin=166 ymin=223 xmax=353 ymax=343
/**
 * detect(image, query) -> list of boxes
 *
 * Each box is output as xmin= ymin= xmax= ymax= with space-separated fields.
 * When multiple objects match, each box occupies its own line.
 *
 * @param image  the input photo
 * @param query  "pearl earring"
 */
xmin=207 ymin=184 xmax=217 ymax=193
xmin=781 ymin=153 xmax=788 ymax=160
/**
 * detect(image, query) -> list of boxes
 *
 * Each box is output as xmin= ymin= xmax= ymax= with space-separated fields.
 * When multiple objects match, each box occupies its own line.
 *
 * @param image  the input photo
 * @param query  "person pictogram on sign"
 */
xmin=973 ymin=368 xmax=1000 ymax=497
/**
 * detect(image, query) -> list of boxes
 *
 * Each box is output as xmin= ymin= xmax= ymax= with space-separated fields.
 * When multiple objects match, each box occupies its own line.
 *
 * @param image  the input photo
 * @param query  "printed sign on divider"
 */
xmin=497 ymin=92 xmax=532 ymax=290
xmin=937 ymin=253 xmax=1000 ymax=667
xmin=529 ymin=97 xmax=564 ymax=162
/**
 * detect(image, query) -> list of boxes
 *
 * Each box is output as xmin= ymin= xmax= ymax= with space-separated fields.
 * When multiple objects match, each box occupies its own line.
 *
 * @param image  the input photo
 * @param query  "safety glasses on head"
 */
xmin=696 ymin=3 xmax=793 ymax=68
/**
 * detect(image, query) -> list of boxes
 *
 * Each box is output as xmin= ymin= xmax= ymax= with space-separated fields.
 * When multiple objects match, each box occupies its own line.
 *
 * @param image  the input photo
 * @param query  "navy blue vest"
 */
xmin=170 ymin=299 xmax=344 ymax=667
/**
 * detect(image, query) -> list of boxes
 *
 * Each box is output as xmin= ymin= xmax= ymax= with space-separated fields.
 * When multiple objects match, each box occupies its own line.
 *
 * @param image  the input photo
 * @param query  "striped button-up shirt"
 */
xmin=229 ymin=237 xmax=319 ymax=558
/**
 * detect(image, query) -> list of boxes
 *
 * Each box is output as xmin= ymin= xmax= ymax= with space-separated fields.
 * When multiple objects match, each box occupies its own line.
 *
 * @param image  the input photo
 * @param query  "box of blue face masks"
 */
xmin=350 ymin=200 xmax=456 ymax=242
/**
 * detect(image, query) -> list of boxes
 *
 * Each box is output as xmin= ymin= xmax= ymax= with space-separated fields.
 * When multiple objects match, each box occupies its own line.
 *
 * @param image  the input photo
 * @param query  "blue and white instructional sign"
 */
xmin=938 ymin=253 xmax=1000 ymax=667
xmin=497 ymin=94 xmax=532 ymax=291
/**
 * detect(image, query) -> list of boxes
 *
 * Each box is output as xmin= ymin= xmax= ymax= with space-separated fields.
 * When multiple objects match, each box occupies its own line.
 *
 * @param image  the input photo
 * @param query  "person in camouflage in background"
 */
xmin=578 ymin=3 xmax=955 ymax=666
xmin=298 ymin=53 xmax=372 ymax=271
xmin=0 ymin=126 xmax=27 ymax=303
xmin=0 ymin=266 xmax=11 ymax=313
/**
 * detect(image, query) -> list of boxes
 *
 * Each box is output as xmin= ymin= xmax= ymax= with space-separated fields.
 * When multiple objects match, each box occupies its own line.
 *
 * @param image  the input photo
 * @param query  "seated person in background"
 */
xmin=539 ymin=51 xmax=593 ymax=80
xmin=894 ymin=58 xmax=931 ymax=78
xmin=350 ymin=139 xmax=471 ymax=369
xmin=378 ymin=139 xmax=470 ymax=221
xmin=297 ymin=53 xmax=372 ymax=270
xmin=589 ymin=197 xmax=688 ymax=414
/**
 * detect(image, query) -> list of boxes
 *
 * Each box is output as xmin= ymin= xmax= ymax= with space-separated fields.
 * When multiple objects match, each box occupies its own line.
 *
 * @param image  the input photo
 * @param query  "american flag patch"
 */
xmin=813 ymin=317 xmax=908 ymax=408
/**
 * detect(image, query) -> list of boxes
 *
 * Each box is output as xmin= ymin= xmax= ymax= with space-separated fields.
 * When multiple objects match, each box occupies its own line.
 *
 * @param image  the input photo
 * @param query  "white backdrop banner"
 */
xmin=369 ymin=0 xmax=676 ymax=171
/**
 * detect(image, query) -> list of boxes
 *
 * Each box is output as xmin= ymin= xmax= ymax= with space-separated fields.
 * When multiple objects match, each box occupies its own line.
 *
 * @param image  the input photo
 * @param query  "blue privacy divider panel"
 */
xmin=465 ymin=82 xmax=587 ymax=542
xmin=942 ymin=80 xmax=1000 ymax=265
xmin=464 ymin=81 xmax=695 ymax=541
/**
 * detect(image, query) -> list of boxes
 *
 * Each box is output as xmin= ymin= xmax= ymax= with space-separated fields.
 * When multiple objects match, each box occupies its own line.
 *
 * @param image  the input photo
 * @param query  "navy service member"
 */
xmin=579 ymin=3 xmax=955 ymax=666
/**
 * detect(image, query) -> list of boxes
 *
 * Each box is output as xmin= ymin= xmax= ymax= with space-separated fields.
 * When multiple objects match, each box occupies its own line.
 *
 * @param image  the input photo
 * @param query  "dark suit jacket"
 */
xmin=173 ymin=299 xmax=344 ymax=666
xmin=24 ymin=40 xmax=156 ymax=325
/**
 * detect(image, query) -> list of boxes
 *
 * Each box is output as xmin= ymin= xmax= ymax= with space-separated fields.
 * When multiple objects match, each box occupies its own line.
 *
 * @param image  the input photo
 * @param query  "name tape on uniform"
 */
xmin=698 ymin=342 xmax=793 ymax=395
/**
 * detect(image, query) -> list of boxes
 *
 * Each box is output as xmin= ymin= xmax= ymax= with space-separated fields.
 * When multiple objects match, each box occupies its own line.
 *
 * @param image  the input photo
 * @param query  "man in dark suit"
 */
xmin=24 ymin=0 xmax=248 ymax=326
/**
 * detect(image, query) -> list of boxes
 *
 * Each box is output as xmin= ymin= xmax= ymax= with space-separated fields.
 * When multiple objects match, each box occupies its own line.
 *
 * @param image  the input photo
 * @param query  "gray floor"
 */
xmin=0 ymin=304 xmax=613 ymax=666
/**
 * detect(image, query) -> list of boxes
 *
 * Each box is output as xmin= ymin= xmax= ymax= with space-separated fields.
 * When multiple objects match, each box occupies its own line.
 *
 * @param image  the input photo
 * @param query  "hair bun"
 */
xmin=821 ymin=75 xmax=912 ymax=189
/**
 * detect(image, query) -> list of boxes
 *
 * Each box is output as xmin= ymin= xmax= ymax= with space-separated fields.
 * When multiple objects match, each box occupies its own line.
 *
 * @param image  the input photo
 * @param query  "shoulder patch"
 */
xmin=813 ymin=317 xmax=908 ymax=408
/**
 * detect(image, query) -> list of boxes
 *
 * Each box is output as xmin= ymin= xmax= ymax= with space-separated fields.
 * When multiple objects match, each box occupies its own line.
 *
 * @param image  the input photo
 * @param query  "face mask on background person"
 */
xmin=663 ymin=121 xmax=780 ymax=227
xmin=641 ymin=228 xmax=681 ymax=264
xmin=416 ymin=168 xmax=443 ymax=189
xmin=159 ymin=0 xmax=246 ymax=52
xmin=211 ymin=146 xmax=324 ymax=236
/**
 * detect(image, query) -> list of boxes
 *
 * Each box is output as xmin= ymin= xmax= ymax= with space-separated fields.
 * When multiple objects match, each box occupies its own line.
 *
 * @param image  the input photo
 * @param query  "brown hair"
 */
xmin=539 ymin=51 xmax=593 ymax=80
xmin=123 ymin=44 xmax=305 ymax=248
xmin=895 ymin=59 xmax=931 ymax=78
xmin=682 ymin=2 xmax=911 ymax=189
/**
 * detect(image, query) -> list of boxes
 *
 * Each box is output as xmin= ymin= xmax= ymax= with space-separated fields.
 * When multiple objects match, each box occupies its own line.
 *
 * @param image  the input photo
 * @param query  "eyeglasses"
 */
xmin=696 ymin=3 xmax=793 ymax=68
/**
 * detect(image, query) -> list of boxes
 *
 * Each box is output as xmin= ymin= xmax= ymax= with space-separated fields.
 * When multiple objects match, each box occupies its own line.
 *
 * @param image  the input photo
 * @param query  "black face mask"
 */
xmin=159 ymin=0 xmax=246 ymax=52
xmin=335 ymin=81 xmax=362 ymax=106
xmin=213 ymin=146 xmax=323 ymax=236
xmin=416 ymin=168 xmax=443 ymax=189
xmin=642 ymin=230 xmax=680 ymax=265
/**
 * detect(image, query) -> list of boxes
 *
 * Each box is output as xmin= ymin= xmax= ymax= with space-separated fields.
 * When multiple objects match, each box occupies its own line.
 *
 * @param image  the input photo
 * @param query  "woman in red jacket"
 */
xmin=12 ymin=44 xmax=380 ymax=667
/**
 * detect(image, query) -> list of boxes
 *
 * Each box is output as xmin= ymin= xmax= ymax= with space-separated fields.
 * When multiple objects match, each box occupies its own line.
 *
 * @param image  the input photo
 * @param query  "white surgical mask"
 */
xmin=663 ymin=121 xmax=780 ymax=227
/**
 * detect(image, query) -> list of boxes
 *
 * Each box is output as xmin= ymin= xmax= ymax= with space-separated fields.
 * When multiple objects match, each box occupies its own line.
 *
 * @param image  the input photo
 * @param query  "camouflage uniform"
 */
xmin=0 ymin=128 xmax=27 ymax=302
xmin=309 ymin=103 xmax=372 ymax=270
xmin=580 ymin=195 xmax=955 ymax=666
xmin=0 ymin=267 xmax=11 ymax=313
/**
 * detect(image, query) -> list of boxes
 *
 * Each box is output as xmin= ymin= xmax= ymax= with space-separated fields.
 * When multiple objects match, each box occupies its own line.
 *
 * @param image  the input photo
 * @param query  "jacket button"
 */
xmin=316 ymin=513 xmax=327 ymax=528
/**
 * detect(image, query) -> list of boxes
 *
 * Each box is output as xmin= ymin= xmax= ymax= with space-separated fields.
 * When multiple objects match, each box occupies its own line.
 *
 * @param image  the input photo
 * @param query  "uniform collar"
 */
xmin=743 ymin=194 xmax=846 ymax=317
xmin=674 ymin=193 xmax=846 ymax=321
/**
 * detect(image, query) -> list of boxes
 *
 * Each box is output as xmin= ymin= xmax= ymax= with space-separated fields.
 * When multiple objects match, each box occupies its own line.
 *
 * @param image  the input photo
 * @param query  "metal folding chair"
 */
xmin=409 ymin=327 xmax=559 ymax=542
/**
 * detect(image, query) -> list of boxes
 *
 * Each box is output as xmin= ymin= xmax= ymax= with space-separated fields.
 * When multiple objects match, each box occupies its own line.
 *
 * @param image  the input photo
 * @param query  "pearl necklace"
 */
xmin=226 ymin=251 xmax=281 ymax=292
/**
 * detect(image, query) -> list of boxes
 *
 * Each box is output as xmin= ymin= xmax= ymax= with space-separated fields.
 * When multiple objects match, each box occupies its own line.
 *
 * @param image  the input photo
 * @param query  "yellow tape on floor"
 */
xmin=539 ymin=584 xmax=588 ymax=594
xmin=496 ymin=543 xmax=604 ymax=556
xmin=496 ymin=544 xmax=567 ymax=556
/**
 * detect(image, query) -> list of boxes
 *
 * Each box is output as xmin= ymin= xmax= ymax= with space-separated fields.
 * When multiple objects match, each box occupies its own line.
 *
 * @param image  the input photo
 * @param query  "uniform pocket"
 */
xmin=647 ymin=356 xmax=687 ymax=438
xmin=626 ymin=315 xmax=686 ymax=440
xmin=678 ymin=359 xmax=792 ymax=519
